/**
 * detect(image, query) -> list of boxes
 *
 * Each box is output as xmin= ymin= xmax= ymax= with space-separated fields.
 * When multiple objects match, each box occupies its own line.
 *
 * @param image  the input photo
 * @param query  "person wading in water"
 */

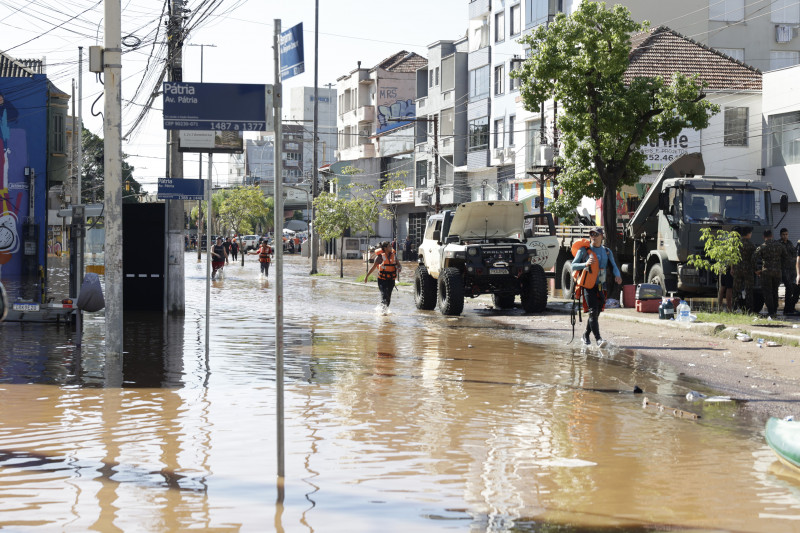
xmin=365 ymin=241 xmax=401 ymax=312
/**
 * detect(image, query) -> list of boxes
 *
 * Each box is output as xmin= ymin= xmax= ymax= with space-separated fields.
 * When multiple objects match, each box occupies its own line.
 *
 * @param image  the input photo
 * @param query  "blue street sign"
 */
xmin=162 ymin=82 xmax=273 ymax=131
xmin=157 ymin=178 xmax=205 ymax=200
xmin=279 ymin=23 xmax=305 ymax=81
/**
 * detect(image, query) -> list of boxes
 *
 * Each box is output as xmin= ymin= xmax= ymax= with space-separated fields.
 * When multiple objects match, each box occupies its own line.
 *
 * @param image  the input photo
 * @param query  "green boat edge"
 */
xmin=766 ymin=417 xmax=800 ymax=471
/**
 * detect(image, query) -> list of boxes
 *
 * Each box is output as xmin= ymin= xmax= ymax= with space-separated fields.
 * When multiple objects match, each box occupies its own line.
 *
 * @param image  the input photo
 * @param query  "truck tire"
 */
xmin=438 ymin=267 xmax=464 ymax=316
xmin=647 ymin=264 xmax=667 ymax=295
xmin=414 ymin=265 xmax=437 ymax=310
xmin=521 ymin=264 xmax=548 ymax=313
xmin=492 ymin=293 xmax=515 ymax=309
xmin=561 ymin=261 xmax=575 ymax=299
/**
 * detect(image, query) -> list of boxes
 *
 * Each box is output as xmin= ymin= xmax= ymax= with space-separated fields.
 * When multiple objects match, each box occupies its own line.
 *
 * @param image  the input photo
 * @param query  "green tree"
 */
xmin=81 ymin=127 xmax=141 ymax=204
xmin=219 ymin=186 xmax=273 ymax=265
xmin=514 ymin=2 xmax=718 ymax=253
xmin=313 ymin=166 xmax=364 ymax=278
xmin=687 ymin=228 xmax=742 ymax=276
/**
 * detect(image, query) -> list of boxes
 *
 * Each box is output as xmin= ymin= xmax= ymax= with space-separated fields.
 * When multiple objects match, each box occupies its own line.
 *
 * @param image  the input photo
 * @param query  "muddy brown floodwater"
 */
xmin=0 ymin=253 xmax=798 ymax=531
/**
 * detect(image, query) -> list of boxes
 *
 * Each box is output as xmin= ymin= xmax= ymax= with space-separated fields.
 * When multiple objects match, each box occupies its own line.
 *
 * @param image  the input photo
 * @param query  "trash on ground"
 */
xmin=736 ymin=333 xmax=752 ymax=342
xmin=766 ymin=341 xmax=781 ymax=347
xmin=686 ymin=390 xmax=707 ymax=401
xmin=642 ymin=397 xmax=699 ymax=420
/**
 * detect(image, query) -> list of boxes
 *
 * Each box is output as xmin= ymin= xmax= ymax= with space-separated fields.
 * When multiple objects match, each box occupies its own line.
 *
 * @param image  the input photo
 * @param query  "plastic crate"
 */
xmin=636 ymin=298 xmax=660 ymax=313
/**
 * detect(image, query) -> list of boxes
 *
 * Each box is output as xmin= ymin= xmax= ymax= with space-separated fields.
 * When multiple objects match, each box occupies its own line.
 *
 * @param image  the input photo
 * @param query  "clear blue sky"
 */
xmin=0 ymin=0 xmax=467 ymax=190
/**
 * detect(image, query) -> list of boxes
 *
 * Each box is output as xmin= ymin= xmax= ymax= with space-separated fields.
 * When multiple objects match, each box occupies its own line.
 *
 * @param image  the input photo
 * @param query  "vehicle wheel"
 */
xmin=492 ymin=293 xmax=515 ymax=309
xmin=647 ymin=264 xmax=667 ymax=295
xmin=438 ymin=267 xmax=464 ymax=316
xmin=414 ymin=265 xmax=437 ymax=310
xmin=561 ymin=261 xmax=575 ymax=299
xmin=521 ymin=264 xmax=548 ymax=313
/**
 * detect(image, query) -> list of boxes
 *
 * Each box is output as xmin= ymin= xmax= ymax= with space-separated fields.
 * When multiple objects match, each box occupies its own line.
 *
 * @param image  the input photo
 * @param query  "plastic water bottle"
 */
xmin=677 ymin=300 xmax=691 ymax=322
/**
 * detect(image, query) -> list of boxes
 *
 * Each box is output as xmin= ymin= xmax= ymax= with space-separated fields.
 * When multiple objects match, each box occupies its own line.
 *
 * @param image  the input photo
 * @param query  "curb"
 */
xmin=602 ymin=310 xmax=726 ymax=335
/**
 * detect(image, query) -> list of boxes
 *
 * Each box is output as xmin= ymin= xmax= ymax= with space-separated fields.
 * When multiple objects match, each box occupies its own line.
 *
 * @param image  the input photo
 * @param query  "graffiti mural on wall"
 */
xmin=376 ymin=84 xmax=416 ymax=134
xmin=0 ymin=77 xmax=47 ymax=278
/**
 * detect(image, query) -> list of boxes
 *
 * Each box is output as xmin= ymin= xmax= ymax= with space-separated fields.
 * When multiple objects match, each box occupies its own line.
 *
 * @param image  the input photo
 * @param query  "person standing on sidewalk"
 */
xmin=732 ymin=227 xmax=756 ymax=312
xmin=754 ymin=228 xmax=789 ymax=318
xmin=571 ymin=227 xmax=622 ymax=347
xmin=365 ymin=241 xmax=401 ymax=310
xmin=779 ymin=228 xmax=798 ymax=315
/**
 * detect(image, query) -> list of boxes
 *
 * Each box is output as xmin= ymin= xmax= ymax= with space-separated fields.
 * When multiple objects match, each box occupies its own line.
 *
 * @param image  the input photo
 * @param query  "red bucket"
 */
xmin=622 ymin=285 xmax=636 ymax=308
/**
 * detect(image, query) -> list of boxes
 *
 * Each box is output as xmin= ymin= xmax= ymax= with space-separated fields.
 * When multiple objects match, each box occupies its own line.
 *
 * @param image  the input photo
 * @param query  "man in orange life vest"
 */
xmin=365 ymin=241 xmax=402 ymax=308
xmin=571 ymin=227 xmax=622 ymax=347
xmin=248 ymin=239 xmax=273 ymax=277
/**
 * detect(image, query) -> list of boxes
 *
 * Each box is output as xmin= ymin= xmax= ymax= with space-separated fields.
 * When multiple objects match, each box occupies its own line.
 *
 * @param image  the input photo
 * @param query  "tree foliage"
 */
xmin=218 ymin=186 xmax=272 ymax=237
xmin=687 ymin=228 xmax=742 ymax=276
xmin=81 ymin=127 xmax=141 ymax=203
xmin=513 ymin=2 xmax=719 ymax=252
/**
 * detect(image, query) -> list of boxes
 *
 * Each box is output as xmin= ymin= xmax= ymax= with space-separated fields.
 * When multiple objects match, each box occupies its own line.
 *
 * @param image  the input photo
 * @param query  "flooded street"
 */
xmin=0 ymin=253 xmax=799 ymax=531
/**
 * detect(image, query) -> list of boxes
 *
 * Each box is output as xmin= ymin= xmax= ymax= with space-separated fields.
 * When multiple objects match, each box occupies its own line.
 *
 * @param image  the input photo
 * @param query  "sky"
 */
xmin=0 ymin=0 xmax=469 ymax=191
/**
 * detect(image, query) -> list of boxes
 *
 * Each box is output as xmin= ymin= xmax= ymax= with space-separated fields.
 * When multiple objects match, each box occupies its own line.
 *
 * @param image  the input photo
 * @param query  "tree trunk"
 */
xmin=602 ymin=179 xmax=620 ymax=256
xmin=339 ymin=236 xmax=344 ymax=278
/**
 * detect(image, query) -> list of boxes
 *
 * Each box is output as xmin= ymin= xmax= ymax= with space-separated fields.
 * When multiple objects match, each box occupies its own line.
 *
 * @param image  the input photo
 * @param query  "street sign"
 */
xmin=279 ymin=23 xmax=305 ymax=81
xmin=162 ymin=82 xmax=274 ymax=131
xmin=157 ymin=178 xmax=205 ymax=200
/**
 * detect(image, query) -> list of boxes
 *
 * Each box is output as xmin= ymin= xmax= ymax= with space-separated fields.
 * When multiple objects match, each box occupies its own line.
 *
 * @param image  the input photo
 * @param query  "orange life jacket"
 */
xmin=570 ymin=239 xmax=602 ymax=313
xmin=259 ymin=245 xmax=272 ymax=263
xmin=376 ymin=249 xmax=398 ymax=280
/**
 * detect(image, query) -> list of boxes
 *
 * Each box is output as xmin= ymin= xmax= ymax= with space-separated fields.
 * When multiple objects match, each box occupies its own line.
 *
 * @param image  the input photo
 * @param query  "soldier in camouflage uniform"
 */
xmin=779 ymin=228 xmax=798 ymax=315
xmin=732 ymin=227 xmax=756 ymax=312
xmin=754 ymin=228 xmax=789 ymax=318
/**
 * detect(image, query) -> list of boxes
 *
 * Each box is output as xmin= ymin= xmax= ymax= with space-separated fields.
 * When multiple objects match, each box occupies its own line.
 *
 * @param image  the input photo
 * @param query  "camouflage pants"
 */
xmin=732 ymin=273 xmax=754 ymax=311
xmin=761 ymin=273 xmax=781 ymax=316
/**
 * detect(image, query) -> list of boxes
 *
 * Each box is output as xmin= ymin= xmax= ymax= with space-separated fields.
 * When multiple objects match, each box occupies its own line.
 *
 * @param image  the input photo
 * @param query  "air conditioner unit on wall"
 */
xmin=504 ymin=147 xmax=515 ymax=158
xmin=494 ymin=148 xmax=505 ymax=160
xmin=419 ymin=192 xmax=431 ymax=204
xmin=776 ymin=24 xmax=793 ymax=43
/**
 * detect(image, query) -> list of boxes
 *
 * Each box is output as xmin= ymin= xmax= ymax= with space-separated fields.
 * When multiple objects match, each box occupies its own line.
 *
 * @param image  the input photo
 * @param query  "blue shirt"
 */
xmin=572 ymin=244 xmax=621 ymax=285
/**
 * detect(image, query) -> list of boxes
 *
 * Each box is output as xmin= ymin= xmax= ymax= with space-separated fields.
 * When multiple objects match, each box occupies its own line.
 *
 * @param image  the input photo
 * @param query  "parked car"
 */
xmin=240 ymin=235 xmax=259 ymax=252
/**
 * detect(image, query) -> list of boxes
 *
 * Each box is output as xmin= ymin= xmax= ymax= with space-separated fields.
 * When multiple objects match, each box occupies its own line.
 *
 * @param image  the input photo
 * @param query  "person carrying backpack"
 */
xmin=571 ymin=227 xmax=622 ymax=347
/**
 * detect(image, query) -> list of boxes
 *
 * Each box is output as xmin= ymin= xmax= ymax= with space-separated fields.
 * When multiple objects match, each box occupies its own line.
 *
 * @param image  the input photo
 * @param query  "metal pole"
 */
xmin=433 ymin=115 xmax=440 ymax=213
xmin=273 ymin=19 xmax=285 ymax=480
xmin=77 ymin=46 xmax=83 ymax=205
xmin=103 ymin=0 xmax=123 ymax=356
xmin=205 ymin=154 xmax=212 ymax=356
xmin=310 ymin=0 xmax=319 ymax=275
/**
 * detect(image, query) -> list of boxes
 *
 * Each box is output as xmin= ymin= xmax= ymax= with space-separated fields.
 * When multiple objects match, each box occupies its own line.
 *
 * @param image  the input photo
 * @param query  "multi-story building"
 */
xmin=336 ymin=51 xmax=426 ymax=162
xmin=622 ymin=0 xmax=800 ymax=73
xmin=412 ymin=38 xmax=469 ymax=243
xmin=234 ymin=124 xmax=305 ymax=188
xmin=288 ymin=86 xmax=338 ymax=179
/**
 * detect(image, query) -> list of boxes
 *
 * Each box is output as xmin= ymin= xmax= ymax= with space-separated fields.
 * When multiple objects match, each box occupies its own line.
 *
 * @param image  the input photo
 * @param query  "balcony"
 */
xmin=356 ymin=105 xmax=375 ymax=123
xmin=469 ymin=0 xmax=490 ymax=19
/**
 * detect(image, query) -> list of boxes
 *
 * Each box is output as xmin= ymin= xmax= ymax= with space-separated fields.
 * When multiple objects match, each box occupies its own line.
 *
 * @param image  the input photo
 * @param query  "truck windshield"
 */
xmin=682 ymin=189 xmax=767 ymax=225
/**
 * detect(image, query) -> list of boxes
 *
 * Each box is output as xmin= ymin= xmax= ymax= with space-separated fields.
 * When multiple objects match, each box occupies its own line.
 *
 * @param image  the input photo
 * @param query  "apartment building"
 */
xmin=336 ymin=51 xmax=427 ymax=162
xmin=288 ymin=86 xmax=338 ymax=178
xmin=236 ymin=124 xmax=305 ymax=188
xmin=413 ymin=37 xmax=470 ymax=229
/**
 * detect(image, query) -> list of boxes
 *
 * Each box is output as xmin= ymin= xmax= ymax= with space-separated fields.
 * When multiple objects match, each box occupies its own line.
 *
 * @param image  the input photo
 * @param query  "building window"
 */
xmin=723 ymin=107 xmax=748 ymax=147
xmin=770 ymin=50 xmax=800 ymax=70
xmin=435 ymin=67 xmax=440 ymax=86
xmin=510 ymin=4 xmax=521 ymax=36
xmin=442 ymin=56 xmax=455 ymax=91
xmin=509 ymin=58 xmax=523 ymax=91
xmin=52 ymin=114 xmax=65 ymax=154
xmin=768 ymin=111 xmax=800 ymax=166
xmin=494 ymin=64 xmax=505 ymax=96
xmin=709 ymin=0 xmax=744 ymax=22
xmin=469 ymin=65 xmax=490 ymax=100
xmin=469 ymin=117 xmax=489 ymax=152
xmin=429 ymin=69 xmax=434 ymax=88
xmin=526 ymin=0 xmax=550 ymax=29
xmin=772 ymin=0 xmax=800 ymax=23
xmin=441 ymin=108 xmax=454 ymax=137
xmin=717 ymin=48 xmax=745 ymax=62
xmin=416 ymin=160 xmax=427 ymax=188
xmin=494 ymin=118 xmax=504 ymax=149
xmin=495 ymin=11 xmax=505 ymax=43
xmin=508 ymin=115 xmax=515 ymax=146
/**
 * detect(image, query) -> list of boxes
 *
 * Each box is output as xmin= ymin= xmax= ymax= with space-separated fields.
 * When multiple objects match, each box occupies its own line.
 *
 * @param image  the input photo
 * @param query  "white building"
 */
xmin=288 ymin=86 xmax=338 ymax=179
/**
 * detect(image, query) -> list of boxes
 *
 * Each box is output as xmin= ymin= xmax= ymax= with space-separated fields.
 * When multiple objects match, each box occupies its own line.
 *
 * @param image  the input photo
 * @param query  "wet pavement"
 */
xmin=0 ymin=253 xmax=799 ymax=531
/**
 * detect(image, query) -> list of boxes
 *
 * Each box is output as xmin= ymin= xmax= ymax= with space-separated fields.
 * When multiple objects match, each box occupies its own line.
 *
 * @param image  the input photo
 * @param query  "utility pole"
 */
xmin=103 ymin=0 xmax=123 ymax=358
xmin=310 ymin=0 xmax=319 ymax=274
xmin=166 ymin=0 xmax=186 ymax=314
xmin=188 ymin=42 xmax=215 ymax=263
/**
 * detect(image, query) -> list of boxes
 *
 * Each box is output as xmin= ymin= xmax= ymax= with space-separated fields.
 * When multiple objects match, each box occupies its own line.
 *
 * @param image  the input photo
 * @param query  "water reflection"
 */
xmin=0 ymin=253 xmax=797 ymax=530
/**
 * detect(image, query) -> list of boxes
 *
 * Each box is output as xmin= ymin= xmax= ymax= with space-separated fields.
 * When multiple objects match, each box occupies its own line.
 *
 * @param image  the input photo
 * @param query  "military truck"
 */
xmin=414 ymin=201 xmax=548 ymax=316
xmin=554 ymin=153 xmax=788 ymax=310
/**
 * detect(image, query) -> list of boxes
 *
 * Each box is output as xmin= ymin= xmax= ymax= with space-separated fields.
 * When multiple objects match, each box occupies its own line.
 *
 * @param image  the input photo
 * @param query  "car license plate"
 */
xmin=13 ymin=303 xmax=39 ymax=312
xmin=489 ymin=268 xmax=507 ymax=275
